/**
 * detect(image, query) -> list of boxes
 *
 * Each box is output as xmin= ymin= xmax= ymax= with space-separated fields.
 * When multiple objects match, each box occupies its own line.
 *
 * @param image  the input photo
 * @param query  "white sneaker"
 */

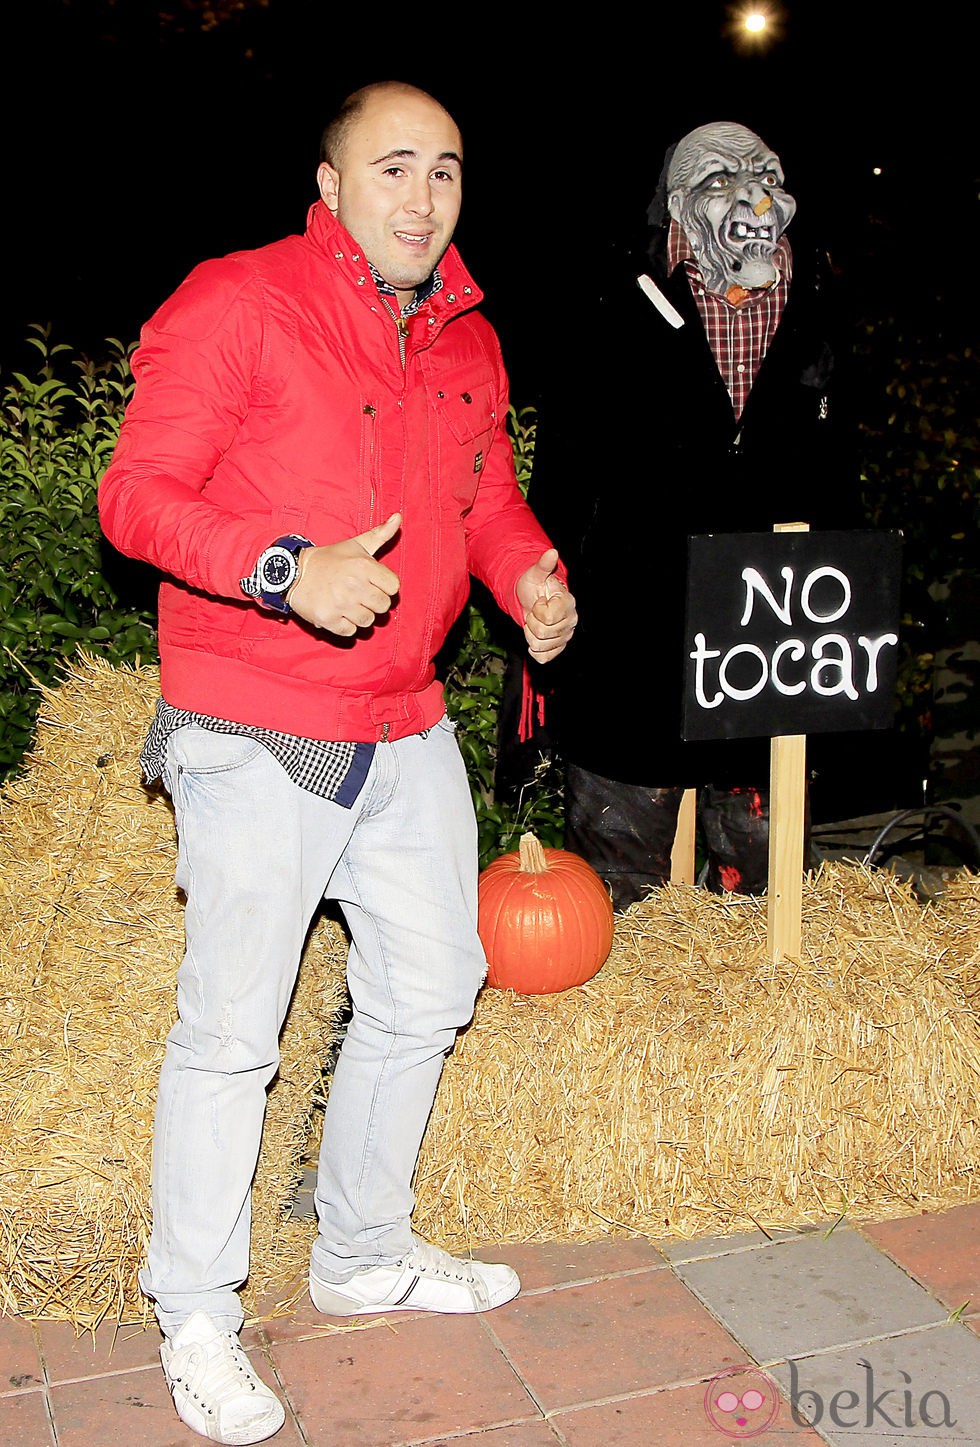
xmin=309 ymin=1239 xmax=520 ymax=1316
xmin=160 ymin=1310 xmax=285 ymax=1445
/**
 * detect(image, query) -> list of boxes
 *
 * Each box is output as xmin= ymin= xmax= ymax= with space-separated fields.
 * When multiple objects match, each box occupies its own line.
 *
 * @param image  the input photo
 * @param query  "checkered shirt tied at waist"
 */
xmin=140 ymin=699 xmax=375 ymax=808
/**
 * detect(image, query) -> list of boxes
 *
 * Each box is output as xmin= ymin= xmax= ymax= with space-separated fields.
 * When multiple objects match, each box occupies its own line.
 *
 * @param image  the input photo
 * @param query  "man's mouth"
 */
xmin=394 ymin=231 xmax=434 ymax=247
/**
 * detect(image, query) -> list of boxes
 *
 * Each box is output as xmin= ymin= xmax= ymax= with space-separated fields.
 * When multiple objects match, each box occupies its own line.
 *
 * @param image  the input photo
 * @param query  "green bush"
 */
xmin=856 ymin=313 xmax=979 ymax=756
xmin=0 ymin=329 xmax=158 ymax=779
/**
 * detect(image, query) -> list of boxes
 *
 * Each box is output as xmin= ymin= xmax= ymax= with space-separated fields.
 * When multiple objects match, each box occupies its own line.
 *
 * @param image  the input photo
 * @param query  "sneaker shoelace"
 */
xmin=171 ymin=1333 xmax=264 ymax=1411
xmin=400 ymin=1241 xmax=476 ymax=1282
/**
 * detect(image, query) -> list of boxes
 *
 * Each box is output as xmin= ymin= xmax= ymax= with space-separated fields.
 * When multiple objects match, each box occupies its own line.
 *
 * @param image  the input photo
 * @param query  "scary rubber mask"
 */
xmin=667 ymin=122 xmax=796 ymax=298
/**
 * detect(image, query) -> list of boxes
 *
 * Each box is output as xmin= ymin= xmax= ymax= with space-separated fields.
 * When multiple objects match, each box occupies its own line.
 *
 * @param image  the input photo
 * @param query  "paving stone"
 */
xmin=50 ymin=1362 xmax=303 ymax=1446
xmin=270 ymin=1310 xmax=536 ymax=1447
xmin=3 ymin=1213 xmax=976 ymax=1446
xmin=554 ymin=1375 xmax=826 ymax=1445
xmin=35 ymin=1318 xmax=161 ymax=1384
xmin=0 ymin=1390 xmax=54 ymax=1447
xmin=486 ymin=1269 xmax=746 ymax=1413
xmin=862 ymin=1204 xmax=980 ymax=1313
xmin=658 ymin=1225 xmax=811 ymax=1264
xmin=413 ymin=1424 xmax=562 ymax=1446
xmin=0 ymin=1317 xmax=43 ymax=1397
xmin=769 ymin=1321 xmax=980 ymax=1445
xmin=673 ymin=1227 xmax=948 ymax=1362
xmin=473 ymin=1237 xmax=666 ymax=1294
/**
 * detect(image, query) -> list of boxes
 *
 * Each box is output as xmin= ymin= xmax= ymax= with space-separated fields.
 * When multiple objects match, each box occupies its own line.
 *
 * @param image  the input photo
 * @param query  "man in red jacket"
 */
xmin=100 ymin=80 xmax=575 ymax=1445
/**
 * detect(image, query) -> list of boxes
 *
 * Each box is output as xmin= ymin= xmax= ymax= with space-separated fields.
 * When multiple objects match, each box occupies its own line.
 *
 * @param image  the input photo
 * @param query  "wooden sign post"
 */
xmin=770 ymin=520 xmax=804 ymax=960
xmin=766 ymin=522 xmax=809 ymax=961
xmin=767 ymin=731 xmax=806 ymax=958
xmin=669 ymin=787 xmax=698 ymax=885
xmin=680 ymin=525 xmax=902 ymax=961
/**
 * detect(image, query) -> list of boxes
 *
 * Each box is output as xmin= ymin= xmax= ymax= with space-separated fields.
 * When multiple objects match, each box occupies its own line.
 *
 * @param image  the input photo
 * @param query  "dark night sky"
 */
xmin=6 ymin=1 xmax=976 ymax=398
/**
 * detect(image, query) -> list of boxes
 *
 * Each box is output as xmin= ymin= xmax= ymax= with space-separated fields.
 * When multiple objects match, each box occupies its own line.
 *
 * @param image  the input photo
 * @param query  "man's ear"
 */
xmin=317 ymin=162 xmax=340 ymax=213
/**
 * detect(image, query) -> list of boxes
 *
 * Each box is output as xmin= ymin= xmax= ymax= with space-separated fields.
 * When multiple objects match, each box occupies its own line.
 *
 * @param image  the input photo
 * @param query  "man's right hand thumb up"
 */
xmin=354 ymin=511 xmax=403 ymax=558
xmin=287 ymin=512 xmax=402 ymax=636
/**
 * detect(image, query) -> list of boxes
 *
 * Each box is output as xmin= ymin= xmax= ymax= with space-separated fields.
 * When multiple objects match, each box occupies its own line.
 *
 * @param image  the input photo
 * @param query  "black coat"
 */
xmin=528 ymin=238 xmax=861 ymax=787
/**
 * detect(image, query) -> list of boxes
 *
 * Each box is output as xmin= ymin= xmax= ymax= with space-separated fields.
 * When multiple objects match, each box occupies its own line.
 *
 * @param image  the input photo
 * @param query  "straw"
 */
xmin=2 ymin=653 xmax=977 ymax=1327
xmin=0 ymin=655 xmax=348 ymax=1328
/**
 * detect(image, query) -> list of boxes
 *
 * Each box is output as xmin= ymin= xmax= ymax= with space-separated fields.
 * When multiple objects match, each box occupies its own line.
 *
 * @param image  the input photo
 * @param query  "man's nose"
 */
xmin=405 ymin=177 xmax=435 ymax=215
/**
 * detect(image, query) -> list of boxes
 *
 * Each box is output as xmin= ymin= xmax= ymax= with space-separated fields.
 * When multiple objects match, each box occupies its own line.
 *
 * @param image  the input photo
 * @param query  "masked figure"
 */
xmin=521 ymin=121 xmax=858 ymax=909
xmin=666 ymin=122 xmax=797 ymax=299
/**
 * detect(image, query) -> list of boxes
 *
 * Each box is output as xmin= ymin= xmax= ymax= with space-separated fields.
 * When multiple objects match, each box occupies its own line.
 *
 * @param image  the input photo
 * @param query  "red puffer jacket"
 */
xmin=99 ymin=203 xmax=553 ymax=743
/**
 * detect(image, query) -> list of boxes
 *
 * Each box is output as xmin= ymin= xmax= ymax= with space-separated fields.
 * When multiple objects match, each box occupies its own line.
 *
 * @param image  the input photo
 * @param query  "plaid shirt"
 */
xmin=668 ymin=221 xmax=792 ymax=420
xmin=140 ymin=699 xmax=374 ymax=806
xmin=139 ymin=267 xmax=452 ymax=804
xmin=369 ymin=261 xmax=443 ymax=313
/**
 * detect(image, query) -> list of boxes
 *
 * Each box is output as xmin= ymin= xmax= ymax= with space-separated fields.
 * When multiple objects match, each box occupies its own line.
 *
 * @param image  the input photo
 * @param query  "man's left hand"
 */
xmin=516 ymin=549 xmax=577 ymax=663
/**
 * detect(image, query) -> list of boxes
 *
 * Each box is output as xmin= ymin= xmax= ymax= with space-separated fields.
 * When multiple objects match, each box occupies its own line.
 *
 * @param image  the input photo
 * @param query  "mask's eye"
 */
xmin=763 ymin=171 xmax=781 ymax=186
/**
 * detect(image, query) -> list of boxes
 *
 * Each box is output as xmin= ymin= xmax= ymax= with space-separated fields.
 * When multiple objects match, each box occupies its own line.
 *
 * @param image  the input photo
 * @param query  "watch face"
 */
xmin=261 ymin=548 xmax=296 ymax=590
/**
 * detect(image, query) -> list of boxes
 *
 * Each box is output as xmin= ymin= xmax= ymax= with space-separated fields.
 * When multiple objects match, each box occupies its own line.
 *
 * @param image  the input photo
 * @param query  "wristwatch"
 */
xmin=240 ymin=534 xmax=314 ymax=614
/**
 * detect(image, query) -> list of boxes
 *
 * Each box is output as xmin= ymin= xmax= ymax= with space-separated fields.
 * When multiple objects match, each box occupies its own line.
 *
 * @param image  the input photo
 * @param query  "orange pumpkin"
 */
xmin=478 ymin=832 xmax=614 ymax=994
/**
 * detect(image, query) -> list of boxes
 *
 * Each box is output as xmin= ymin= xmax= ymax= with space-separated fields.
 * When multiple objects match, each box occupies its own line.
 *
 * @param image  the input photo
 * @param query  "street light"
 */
xmin=727 ymin=3 xmax=783 ymax=48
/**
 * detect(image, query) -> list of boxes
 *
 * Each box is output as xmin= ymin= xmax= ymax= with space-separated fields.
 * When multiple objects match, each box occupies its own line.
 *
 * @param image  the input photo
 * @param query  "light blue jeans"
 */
xmin=141 ymin=717 xmax=486 ymax=1335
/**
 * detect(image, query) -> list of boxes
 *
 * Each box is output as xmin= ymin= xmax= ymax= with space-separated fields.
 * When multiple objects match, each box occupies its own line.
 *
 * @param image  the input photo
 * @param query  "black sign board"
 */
xmin=682 ymin=530 xmax=902 ymax=742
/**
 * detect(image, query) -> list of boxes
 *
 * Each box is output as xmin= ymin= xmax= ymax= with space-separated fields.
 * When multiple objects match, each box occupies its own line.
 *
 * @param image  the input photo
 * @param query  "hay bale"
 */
xmin=406 ymin=864 xmax=980 ymax=1247
xmin=0 ymin=655 xmax=347 ymax=1327
xmin=3 ymin=653 xmax=979 ymax=1326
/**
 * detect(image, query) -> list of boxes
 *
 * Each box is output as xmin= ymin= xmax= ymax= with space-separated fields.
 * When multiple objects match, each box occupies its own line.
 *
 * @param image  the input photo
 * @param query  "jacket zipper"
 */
xmin=362 ymin=403 xmax=378 ymax=522
xmin=378 ymin=299 xmax=406 ymax=744
xmin=381 ymin=297 xmax=408 ymax=369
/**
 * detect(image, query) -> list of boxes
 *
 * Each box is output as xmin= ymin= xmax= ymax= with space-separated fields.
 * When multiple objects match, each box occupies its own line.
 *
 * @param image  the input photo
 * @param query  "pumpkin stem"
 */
xmin=518 ymin=832 xmax=549 ymax=874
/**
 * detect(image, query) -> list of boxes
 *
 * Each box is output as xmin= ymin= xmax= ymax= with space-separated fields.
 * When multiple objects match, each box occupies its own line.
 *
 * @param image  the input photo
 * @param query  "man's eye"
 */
xmin=431 ymin=169 xmax=456 ymax=183
xmin=382 ymin=166 xmax=405 ymax=177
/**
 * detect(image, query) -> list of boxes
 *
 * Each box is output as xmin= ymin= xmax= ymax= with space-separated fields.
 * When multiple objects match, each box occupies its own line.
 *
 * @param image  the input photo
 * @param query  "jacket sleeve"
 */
xmin=98 ymin=258 xmax=282 ymax=600
xmin=461 ymin=327 xmax=563 ymax=626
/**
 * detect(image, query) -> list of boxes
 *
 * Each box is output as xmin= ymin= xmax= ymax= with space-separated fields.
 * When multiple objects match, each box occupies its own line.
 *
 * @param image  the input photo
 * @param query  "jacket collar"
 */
xmin=304 ymin=201 xmax=484 ymax=334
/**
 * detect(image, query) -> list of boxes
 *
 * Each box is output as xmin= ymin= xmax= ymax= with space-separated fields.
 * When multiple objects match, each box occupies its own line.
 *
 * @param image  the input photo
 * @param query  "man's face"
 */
xmin=667 ymin=122 xmax=796 ymax=296
xmin=317 ymin=91 xmax=463 ymax=306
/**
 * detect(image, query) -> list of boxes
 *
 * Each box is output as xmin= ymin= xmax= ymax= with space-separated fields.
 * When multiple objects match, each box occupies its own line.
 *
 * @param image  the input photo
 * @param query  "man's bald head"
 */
xmin=320 ymin=82 xmax=458 ymax=170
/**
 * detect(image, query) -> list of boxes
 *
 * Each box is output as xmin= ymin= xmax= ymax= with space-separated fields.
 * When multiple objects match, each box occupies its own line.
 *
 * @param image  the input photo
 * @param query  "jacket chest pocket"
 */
xmin=427 ymin=375 xmax=496 ymax=517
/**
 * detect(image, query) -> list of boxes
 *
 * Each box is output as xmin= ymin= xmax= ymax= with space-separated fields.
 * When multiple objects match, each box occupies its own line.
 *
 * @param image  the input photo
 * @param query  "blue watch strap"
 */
xmin=240 ymin=534 xmax=314 ymax=613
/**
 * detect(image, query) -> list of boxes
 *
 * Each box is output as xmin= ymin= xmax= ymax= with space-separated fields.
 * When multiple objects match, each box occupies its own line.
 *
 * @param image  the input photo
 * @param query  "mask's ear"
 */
xmin=317 ymin=162 xmax=340 ymax=214
xmin=667 ymin=190 xmax=683 ymax=223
